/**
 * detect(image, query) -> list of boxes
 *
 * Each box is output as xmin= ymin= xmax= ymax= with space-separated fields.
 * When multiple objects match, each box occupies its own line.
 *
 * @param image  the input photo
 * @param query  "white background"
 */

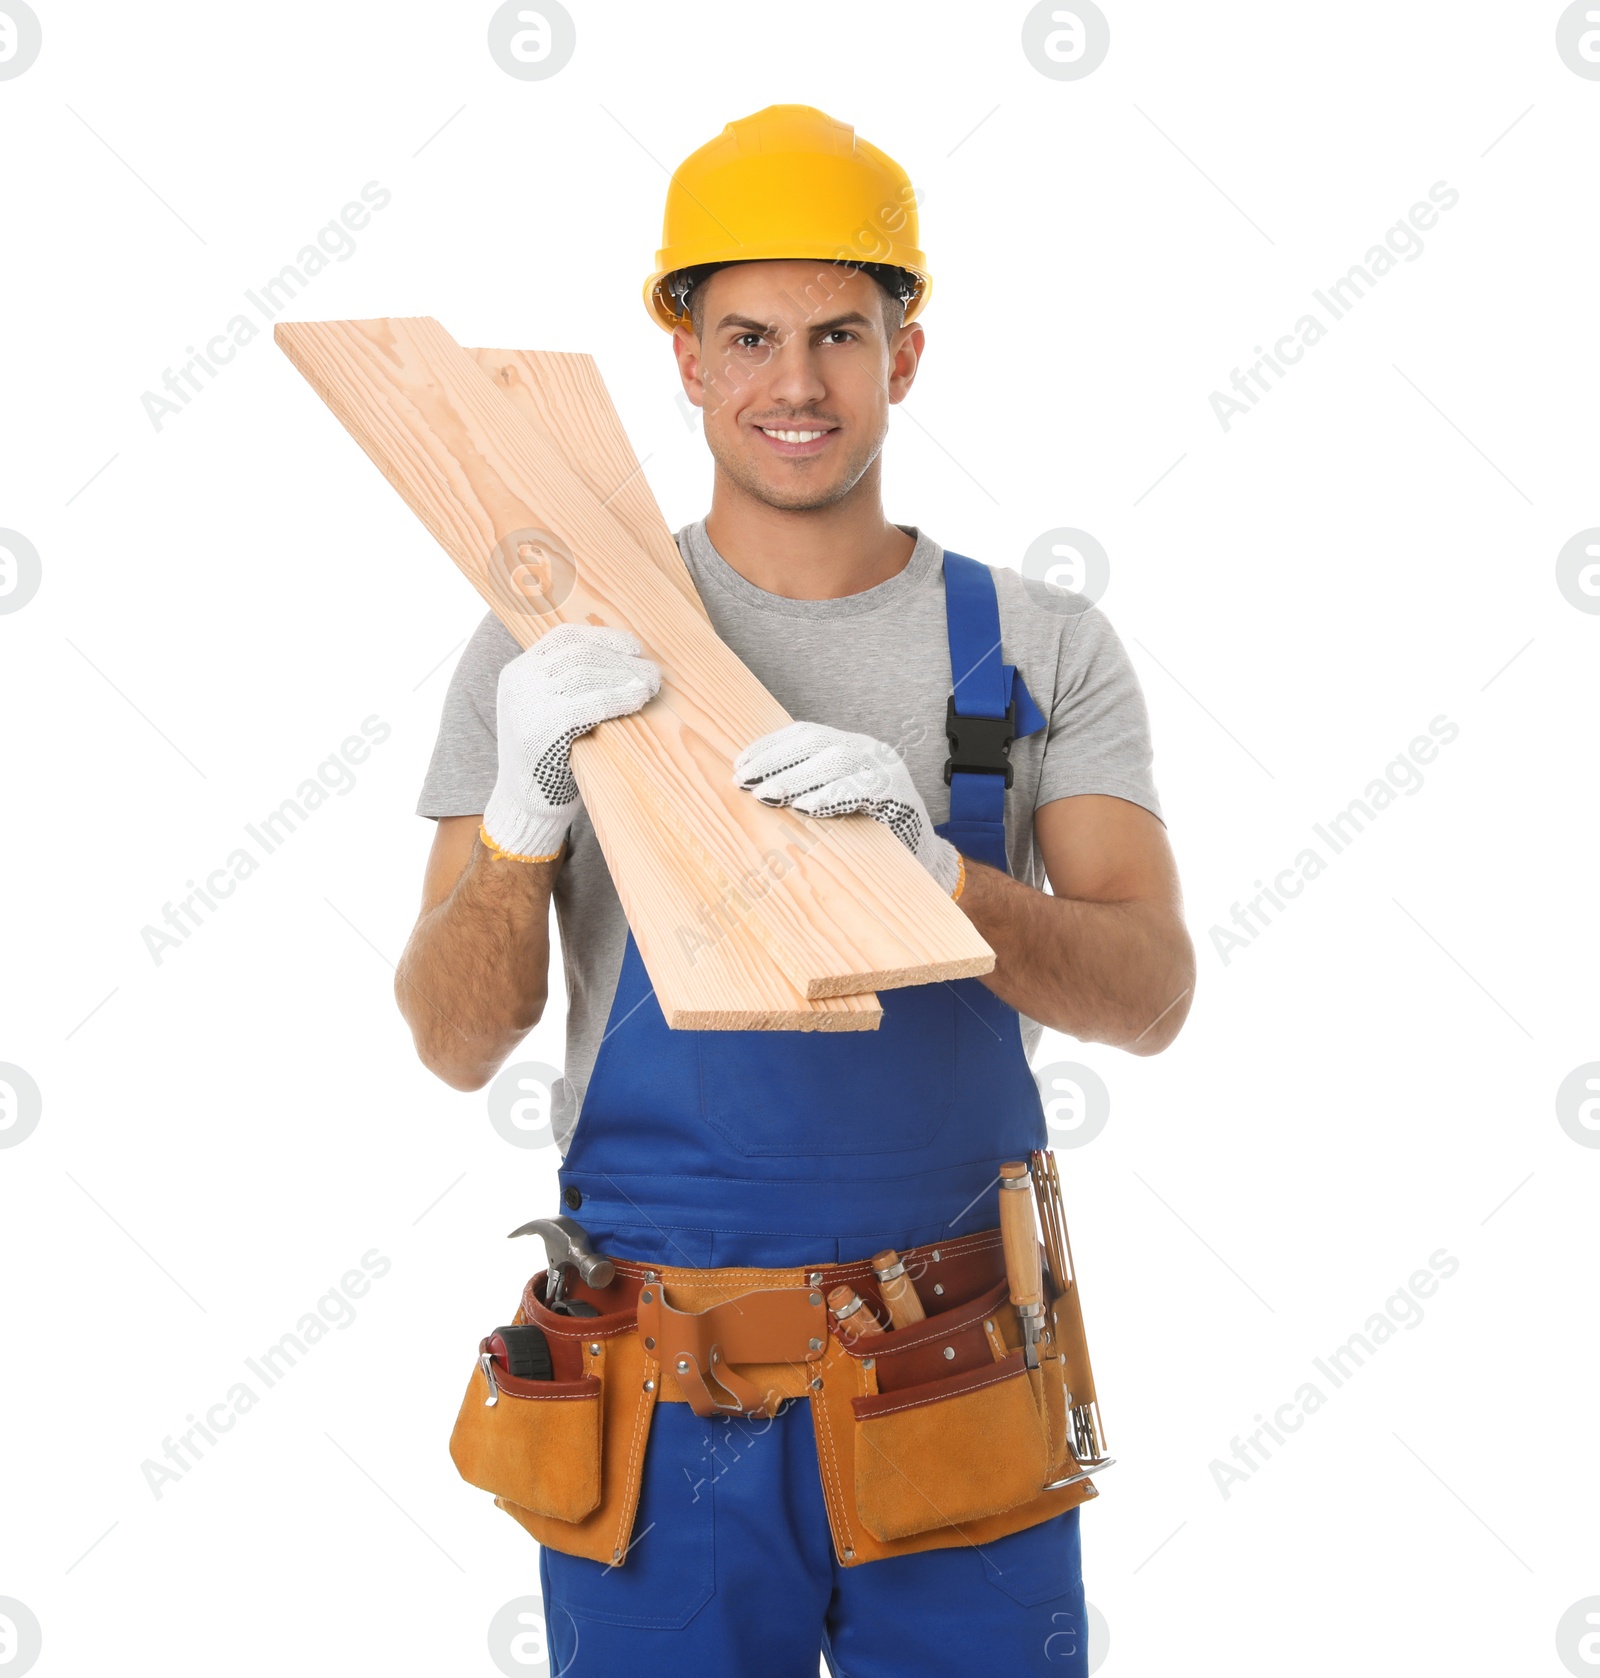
xmin=2 ymin=3 xmax=1597 ymax=1674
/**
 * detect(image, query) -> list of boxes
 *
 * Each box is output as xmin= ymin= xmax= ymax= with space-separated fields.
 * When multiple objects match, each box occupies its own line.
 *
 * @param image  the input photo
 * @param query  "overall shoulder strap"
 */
xmin=940 ymin=550 xmax=1047 ymax=872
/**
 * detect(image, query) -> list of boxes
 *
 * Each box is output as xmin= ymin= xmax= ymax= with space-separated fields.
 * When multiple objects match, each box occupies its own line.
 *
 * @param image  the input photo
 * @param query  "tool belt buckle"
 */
xmin=636 ymin=1282 xmax=828 ymax=1419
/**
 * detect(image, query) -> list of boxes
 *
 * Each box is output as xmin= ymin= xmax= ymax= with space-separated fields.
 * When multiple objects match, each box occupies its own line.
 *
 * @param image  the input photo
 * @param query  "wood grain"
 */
xmin=274 ymin=317 xmax=994 ymax=1012
xmin=468 ymin=348 xmax=706 ymax=618
xmin=469 ymin=347 xmax=877 ymax=1031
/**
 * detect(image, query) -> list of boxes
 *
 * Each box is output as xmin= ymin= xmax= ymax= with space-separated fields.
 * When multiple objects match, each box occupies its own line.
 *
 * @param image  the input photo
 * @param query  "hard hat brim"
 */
xmin=643 ymin=244 xmax=931 ymax=334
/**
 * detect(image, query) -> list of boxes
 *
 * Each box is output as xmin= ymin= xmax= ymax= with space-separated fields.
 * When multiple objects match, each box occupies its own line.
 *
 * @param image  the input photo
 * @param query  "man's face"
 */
xmin=674 ymin=260 xmax=923 ymax=512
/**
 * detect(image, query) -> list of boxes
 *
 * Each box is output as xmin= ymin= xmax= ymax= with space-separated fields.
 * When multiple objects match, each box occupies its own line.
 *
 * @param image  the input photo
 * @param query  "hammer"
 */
xmin=508 ymin=1214 xmax=615 ymax=1316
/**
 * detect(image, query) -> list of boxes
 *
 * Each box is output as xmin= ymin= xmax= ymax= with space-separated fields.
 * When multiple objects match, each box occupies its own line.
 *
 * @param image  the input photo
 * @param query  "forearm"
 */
xmin=395 ymin=837 xmax=559 ymax=1090
xmin=956 ymin=857 xmax=1195 ymax=1054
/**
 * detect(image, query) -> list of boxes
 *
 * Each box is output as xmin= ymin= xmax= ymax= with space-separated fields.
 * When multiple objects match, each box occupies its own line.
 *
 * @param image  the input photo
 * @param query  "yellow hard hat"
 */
xmin=643 ymin=103 xmax=931 ymax=334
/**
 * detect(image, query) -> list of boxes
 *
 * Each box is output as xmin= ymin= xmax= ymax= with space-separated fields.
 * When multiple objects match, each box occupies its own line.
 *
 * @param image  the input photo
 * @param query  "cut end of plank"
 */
xmin=803 ymin=950 xmax=996 ymax=1000
xmin=663 ymin=1000 xmax=883 ymax=1032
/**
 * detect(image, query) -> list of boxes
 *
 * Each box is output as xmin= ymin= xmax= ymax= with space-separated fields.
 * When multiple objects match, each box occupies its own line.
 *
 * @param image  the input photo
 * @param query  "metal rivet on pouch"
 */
xmin=861 ymin=1358 xmax=874 ymax=1371
xmin=984 ymin=1320 xmax=995 ymax=1333
xmin=844 ymin=1547 xmax=855 ymax=1560
xmin=810 ymin=1377 xmax=823 ymax=1391
xmin=809 ymin=1337 xmax=823 ymax=1352
xmin=644 ymin=1271 xmax=659 ymax=1284
xmin=808 ymin=1291 xmax=823 ymax=1307
xmin=643 ymin=1379 xmax=655 ymax=1392
xmin=933 ymin=1283 xmax=944 ymax=1296
xmin=676 ymin=1357 xmax=691 ymax=1374
xmin=931 ymin=1249 xmax=941 ymax=1262
xmin=643 ymin=1335 xmax=656 ymax=1350
xmin=808 ymin=1271 xmax=822 ymax=1286
xmin=589 ymin=1343 xmax=600 ymax=1356
xmin=942 ymin=1346 xmax=956 ymax=1360
xmin=613 ymin=1548 xmax=623 ymax=1563
xmin=640 ymin=1290 xmax=653 ymax=1304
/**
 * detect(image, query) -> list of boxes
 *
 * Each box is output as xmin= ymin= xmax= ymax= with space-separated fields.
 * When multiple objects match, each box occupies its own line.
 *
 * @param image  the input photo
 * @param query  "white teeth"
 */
xmin=761 ymin=427 xmax=826 ymax=443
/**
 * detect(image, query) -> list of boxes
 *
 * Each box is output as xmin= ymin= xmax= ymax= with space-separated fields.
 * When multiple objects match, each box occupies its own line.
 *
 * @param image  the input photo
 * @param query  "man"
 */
xmin=400 ymin=104 xmax=1193 ymax=1677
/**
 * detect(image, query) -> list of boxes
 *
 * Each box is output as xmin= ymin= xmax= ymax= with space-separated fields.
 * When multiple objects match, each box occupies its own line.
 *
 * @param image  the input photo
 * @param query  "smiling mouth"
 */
xmin=760 ymin=425 xmax=830 ymax=442
xmin=754 ymin=423 xmax=836 ymax=456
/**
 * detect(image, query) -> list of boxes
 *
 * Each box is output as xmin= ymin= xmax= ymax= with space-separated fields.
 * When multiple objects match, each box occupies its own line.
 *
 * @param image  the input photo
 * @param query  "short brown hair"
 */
xmin=674 ymin=260 xmax=912 ymax=341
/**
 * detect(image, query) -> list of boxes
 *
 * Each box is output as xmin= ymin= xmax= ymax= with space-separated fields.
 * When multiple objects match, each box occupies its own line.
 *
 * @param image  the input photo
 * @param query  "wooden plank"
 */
xmin=274 ymin=317 xmax=995 ymax=1007
xmin=468 ymin=348 xmax=706 ymax=618
xmin=469 ymin=346 xmax=878 ymax=1032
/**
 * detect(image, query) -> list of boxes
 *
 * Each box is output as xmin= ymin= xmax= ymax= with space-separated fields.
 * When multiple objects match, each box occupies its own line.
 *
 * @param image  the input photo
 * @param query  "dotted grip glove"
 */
xmin=481 ymin=623 xmax=662 ymax=863
xmin=732 ymin=721 xmax=963 ymax=898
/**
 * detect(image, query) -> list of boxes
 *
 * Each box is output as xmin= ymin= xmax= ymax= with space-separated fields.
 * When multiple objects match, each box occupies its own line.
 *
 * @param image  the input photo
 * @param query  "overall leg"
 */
xmin=824 ymin=1508 xmax=1087 ymax=1678
xmin=539 ymin=1399 xmax=834 ymax=1676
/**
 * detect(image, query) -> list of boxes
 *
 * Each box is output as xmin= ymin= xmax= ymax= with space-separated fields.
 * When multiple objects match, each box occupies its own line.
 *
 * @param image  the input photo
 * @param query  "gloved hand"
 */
xmin=732 ymin=721 xmax=963 ymax=897
xmin=481 ymin=623 xmax=662 ymax=862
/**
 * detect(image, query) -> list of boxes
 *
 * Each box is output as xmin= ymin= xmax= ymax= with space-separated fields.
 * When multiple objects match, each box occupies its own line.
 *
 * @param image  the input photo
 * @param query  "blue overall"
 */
xmin=539 ymin=554 xmax=1089 ymax=1677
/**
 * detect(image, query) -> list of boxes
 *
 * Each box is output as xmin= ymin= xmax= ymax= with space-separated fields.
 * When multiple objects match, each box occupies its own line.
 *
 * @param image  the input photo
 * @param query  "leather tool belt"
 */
xmin=449 ymin=1227 xmax=1103 ymax=1569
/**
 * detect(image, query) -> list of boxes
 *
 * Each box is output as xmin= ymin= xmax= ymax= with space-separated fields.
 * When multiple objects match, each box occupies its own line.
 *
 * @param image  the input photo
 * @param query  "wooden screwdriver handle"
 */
xmin=872 ymin=1249 xmax=926 ymax=1328
xmin=999 ymin=1161 xmax=1043 ymax=1312
xmin=827 ymin=1284 xmax=885 ymax=1340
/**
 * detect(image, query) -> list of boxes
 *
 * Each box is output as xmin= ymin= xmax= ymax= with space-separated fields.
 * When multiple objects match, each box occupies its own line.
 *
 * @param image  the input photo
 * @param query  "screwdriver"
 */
xmin=871 ymin=1249 xmax=926 ymax=1328
xmin=828 ymin=1284 xmax=885 ymax=1344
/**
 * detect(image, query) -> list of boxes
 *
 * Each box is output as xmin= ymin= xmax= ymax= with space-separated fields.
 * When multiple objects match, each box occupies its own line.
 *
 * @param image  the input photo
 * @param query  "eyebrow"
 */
xmin=713 ymin=310 xmax=877 ymax=337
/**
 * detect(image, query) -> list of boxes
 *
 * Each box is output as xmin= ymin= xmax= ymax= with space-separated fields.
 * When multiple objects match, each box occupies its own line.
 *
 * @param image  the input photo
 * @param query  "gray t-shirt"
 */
xmin=416 ymin=518 xmax=1163 ymax=1150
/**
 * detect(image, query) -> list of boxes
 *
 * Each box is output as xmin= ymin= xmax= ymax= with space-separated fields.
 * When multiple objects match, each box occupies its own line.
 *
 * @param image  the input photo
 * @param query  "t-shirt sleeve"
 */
xmin=1035 ymin=598 xmax=1164 ymax=824
xmin=415 ymin=611 xmax=523 ymax=818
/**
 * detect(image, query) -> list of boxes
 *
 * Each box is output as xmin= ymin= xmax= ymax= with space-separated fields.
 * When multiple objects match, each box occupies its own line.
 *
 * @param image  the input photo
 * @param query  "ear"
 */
xmin=887 ymin=321 xmax=926 ymax=405
xmin=672 ymin=324 xmax=707 ymax=410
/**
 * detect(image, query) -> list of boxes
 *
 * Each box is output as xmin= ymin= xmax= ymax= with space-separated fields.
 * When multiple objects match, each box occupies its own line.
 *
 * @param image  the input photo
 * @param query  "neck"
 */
xmin=703 ymin=464 xmax=915 ymax=601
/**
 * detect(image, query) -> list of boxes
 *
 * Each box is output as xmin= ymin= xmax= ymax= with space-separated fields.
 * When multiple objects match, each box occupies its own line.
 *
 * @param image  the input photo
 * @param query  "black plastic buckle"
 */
xmin=944 ymin=694 xmax=1017 ymax=788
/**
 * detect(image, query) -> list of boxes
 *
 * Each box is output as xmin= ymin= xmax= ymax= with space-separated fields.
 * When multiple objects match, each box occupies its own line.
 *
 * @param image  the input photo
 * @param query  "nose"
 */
xmin=762 ymin=332 xmax=828 ymax=414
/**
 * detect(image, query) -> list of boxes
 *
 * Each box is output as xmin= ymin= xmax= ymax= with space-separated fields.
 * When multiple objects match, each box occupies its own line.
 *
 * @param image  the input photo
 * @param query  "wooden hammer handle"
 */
xmin=999 ymin=1161 xmax=1042 ymax=1312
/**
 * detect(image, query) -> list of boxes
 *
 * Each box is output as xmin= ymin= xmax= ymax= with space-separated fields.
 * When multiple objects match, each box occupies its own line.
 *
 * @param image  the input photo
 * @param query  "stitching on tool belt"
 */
xmin=490 ymin=1387 xmax=598 ymax=1403
xmin=813 ymin=1355 xmax=857 ymax=1553
xmin=852 ymin=1357 xmax=1026 ymax=1420
xmin=616 ymin=1358 xmax=655 ymax=1557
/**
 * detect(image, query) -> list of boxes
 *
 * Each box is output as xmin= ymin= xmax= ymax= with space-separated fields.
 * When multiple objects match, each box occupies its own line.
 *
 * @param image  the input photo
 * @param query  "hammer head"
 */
xmin=507 ymin=1214 xmax=616 ymax=1288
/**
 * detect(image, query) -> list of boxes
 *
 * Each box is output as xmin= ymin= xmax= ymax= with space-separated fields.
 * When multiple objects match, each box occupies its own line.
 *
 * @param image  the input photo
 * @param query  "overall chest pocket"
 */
xmin=697 ymin=981 xmax=956 ymax=1157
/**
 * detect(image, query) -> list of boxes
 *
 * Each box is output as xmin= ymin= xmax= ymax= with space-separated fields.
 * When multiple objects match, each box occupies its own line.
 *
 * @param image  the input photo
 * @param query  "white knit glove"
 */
xmin=732 ymin=721 xmax=963 ymax=897
xmin=481 ymin=623 xmax=661 ymax=862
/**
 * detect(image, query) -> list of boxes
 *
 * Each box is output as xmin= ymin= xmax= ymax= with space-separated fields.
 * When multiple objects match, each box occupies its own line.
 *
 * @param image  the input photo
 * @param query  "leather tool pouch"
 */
xmin=448 ymin=1269 xmax=658 ymax=1567
xmin=810 ymin=1232 xmax=1097 ymax=1563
